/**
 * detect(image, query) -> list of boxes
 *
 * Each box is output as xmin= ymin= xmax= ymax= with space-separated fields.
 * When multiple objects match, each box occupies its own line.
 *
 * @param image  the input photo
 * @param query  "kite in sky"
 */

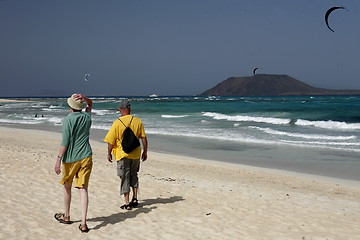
xmin=253 ymin=67 xmax=259 ymax=76
xmin=325 ymin=6 xmax=347 ymax=32
xmin=84 ymin=73 xmax=90 ymax=82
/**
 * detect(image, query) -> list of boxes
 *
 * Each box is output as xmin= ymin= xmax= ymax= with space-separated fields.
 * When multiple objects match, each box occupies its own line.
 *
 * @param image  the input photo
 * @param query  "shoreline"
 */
xmin=1 ymin=124 xmax=360 ymax=189
xmin=1 ymin=126 xmax=360 ymax=239
xmin=0 ymin=98 xmax=32 ymax=102
xmin=2 ymin=123 xmax=360 ymax=187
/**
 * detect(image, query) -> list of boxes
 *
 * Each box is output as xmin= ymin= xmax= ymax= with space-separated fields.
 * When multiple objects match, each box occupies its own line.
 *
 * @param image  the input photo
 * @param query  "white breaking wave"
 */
xmin=295 ymin=119 xmax=360 ymax=130
xmin=92 ymin=109 xmax=111 ymax=116
xmin=282 ymin=139 xmax=360 ymax=147
xmin=145 ymin=128 xmax=275 ymax=145
xmin=144 ymin=128 xmax=360 ymax=152
xmin=42 ymin=108 xmax=64 ymax=112
xmin=0 ymin=119 xmax=40 ymax=124
xmin=251 ymin=126 xmax=357 ymax=140
xmin=2 ymin=102 xmax=32 ymax=108
xmin=49 ymin=105 xmax=62 ymax=109
xmin=162 ymin=114 xmax=189 ymax=118
xmin=203 ymin=112 xmax=360 ymax=131
xmin=47 ymin=117 xmax=63 ymax=125
xmin=91 ymin=124 xmax=112 ymax=130
xmin=202 ymin=112 xmax=290 ymax=125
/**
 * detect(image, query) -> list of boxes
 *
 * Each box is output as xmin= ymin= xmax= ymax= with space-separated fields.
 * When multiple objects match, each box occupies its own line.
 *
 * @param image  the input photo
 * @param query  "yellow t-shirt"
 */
xmin=104 ymin=115 xmax=146 ymax=160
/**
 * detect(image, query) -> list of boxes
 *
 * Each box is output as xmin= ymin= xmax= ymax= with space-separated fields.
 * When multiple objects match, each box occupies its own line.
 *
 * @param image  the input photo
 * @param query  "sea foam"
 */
xmin=295 ymin=119 xmax=360 ymax=130
xmin=202 ymin=112 xmax=290 ymax=125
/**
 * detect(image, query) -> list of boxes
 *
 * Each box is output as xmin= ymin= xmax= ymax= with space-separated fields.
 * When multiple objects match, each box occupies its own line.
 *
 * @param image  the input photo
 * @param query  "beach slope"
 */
xmin=0 ymin=127 xmax=359 ymax=240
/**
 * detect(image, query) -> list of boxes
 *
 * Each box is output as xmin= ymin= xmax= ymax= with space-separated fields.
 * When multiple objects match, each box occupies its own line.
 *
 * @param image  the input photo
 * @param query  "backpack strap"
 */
xmin=118 ymin=116 xmax=134 ymax=128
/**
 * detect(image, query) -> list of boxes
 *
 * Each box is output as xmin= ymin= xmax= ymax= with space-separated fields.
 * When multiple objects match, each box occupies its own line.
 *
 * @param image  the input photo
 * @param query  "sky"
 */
xmin=0 ymin=0 xmax=359 ymax=97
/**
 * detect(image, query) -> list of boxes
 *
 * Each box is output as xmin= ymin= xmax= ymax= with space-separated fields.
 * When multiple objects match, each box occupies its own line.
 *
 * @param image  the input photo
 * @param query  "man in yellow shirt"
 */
xmin=104 ymin=100 xmax=148 ymax=210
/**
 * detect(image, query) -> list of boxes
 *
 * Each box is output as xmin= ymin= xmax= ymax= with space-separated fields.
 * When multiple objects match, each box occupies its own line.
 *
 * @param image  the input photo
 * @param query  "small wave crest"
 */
xmin=49 ymin=105 xmax=62 ymax=109
xmin=295 ymin=119 xmax=360 ymax=130
xmin=162 ymin=114 xmax=189 ymax=118
xmin=145 ymin=128 xmax=273 ymax=144
xmin=0 ymin=119 xmax=40 ymax=124
xmin=251 ymin=126 xmax=357 ymax=140
xmin=42 ymin=108 xmax=64 ymax=112
xmin=92 ymin=109 xmax=111 ymax=116
xmin=47 ymin=117 xmax=62 ymax=125
xmin=202 ymin=112 xmax=290 ymax=125
xmin=91 ymin=124 xmax=112 ymax=130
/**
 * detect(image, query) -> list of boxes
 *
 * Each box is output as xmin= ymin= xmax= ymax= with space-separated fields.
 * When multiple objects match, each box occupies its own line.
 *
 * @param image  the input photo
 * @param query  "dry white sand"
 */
xmin=0 ymin=126 xmax=359 ymax=240
xmin=0 ymin=99 xmax=31 ymax=102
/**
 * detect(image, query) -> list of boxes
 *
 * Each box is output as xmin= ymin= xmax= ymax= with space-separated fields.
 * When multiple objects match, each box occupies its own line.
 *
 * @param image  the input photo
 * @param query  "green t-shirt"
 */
xmin=61 ymin=112 xmax=92 ymax=163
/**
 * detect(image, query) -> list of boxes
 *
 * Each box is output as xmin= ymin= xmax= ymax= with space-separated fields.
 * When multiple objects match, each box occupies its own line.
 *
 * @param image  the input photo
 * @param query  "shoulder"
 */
xmin=131 ymin=115 xmax=141 ymax=121
xmin=63 ymin=113 xmax=73 ymax=122
xmin=81 ymin=112 xmax=92 ymax=121
xmin=72 ymin=112 xmax=90 ymax=120
xmin=132 ymin=116 xmax=143 ymax=125
xmin=83 ymin=112 xmax=91 ymax=117
xmin=66 ymin=112 xmax=90 ymax=122
xmin=111 ymin=118 xmax=121 ymax=126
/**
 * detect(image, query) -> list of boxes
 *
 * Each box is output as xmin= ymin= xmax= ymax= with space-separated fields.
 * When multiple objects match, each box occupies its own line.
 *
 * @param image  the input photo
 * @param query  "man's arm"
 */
xmin=83 ymin=95 xmax=92 ymax=113
xmin=140 ymin=137 xmax=148 ymax=161
xmin=107 ymin=143 xmax=114 ymax=163
xmin=54 ymin=145 xmax=67 ymax=175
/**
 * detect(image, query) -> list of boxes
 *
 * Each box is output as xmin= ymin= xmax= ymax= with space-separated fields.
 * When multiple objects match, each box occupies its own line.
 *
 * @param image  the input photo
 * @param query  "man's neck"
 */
xmin=70 ymin=108 xmax=81 ymax=113
xmin=120 ymin=109 xmax=130 ymax=116
xmin=121 ymin=113 xmax=130 ymax=117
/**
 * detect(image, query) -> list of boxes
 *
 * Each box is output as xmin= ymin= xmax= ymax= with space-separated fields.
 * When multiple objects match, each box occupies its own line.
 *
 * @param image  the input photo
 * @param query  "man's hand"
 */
xmin=74 ymin=94 xmax=85 ymax=102
xmin=54 ymin=159 xmax=61 ymax=175
xmin=107 ymin=143 xmax=114 ymax=163
xmin=107 ymin=153 xmax=113 ymax=163
xmin=141 ymin=152 xmax=148 ymax=162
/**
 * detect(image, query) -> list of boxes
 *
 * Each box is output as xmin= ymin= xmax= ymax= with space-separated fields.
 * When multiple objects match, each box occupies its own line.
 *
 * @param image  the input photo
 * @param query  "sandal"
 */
xmin=79 ymin=224 xmax=90 ymax=233
xmin=120 ymin=204 xmax=132 ymax=210
xmin=130 ymin=198 xmax=139 ymax=207
xmin=54 ymin=213 xmax=72 ymax=224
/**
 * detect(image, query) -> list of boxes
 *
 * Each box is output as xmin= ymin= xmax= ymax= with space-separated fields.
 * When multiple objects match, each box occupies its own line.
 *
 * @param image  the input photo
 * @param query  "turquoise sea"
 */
xmin=1 ymin=95 xmax=360 ymax=181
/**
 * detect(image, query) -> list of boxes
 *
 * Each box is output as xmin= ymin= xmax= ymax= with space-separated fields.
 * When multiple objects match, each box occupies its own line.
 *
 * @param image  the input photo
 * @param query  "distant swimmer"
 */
xmin=289 ymin=119 xmax=297 ymax=125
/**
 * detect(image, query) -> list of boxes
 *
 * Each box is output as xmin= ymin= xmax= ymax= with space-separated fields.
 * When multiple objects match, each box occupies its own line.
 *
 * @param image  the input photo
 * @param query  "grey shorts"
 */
xmin=117 ymin=158 xmax=140 ymax=195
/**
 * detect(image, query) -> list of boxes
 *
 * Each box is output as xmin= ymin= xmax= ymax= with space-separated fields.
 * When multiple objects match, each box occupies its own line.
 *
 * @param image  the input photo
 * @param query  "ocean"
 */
xmin=1 ymin=95 xmax=360 ymax=182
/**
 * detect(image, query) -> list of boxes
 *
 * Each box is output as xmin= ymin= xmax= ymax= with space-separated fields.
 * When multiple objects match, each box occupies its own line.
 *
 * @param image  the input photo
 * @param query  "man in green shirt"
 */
xmin=54 ymin=93 xmax=93 ymax=233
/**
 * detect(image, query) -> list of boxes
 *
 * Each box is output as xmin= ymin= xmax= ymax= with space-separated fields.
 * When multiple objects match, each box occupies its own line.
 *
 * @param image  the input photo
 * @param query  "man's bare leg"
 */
xmin=124 ymin=192 xmax=130 ymax=205
xmin=63 ymin=181 xmax=72 ymax=220
xmin=79 ymin=186 xmax=89 ymax=228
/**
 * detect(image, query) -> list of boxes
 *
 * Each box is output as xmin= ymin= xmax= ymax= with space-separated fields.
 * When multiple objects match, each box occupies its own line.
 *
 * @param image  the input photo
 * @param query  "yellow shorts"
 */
xmin=60 ymin=156 xmax=93 ymax=188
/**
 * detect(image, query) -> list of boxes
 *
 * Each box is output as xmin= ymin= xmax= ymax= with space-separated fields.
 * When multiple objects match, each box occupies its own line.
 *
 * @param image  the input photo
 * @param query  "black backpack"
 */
xmin=118 ymin=116 xmax=140 ymax=154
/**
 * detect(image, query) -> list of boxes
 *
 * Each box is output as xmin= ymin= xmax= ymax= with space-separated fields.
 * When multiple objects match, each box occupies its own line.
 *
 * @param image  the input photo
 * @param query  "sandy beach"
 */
xmin=0 ymin=99 xmax=31 ymax=103
xmin=0 ymin=126 xmax=359 ymax=240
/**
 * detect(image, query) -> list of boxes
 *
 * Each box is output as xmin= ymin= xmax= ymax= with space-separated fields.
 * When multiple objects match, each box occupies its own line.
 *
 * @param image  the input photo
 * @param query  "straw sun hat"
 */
xmin=67 ymin=94 xmax=84 ymax=110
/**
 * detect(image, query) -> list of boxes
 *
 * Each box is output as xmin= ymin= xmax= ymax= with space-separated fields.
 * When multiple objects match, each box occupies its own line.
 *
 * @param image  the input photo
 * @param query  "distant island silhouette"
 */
xmin=199 ymin=74 xmax=360 ymax=96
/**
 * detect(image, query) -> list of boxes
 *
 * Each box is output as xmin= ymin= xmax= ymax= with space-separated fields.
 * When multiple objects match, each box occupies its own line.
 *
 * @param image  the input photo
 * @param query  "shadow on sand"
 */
xmin=88 ymin=196 xmax=184 ymax=230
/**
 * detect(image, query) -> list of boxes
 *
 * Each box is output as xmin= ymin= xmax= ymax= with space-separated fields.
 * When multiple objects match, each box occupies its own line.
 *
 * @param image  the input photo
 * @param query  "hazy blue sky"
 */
xmin=1 ymin=0 xmax=359 ymax=97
